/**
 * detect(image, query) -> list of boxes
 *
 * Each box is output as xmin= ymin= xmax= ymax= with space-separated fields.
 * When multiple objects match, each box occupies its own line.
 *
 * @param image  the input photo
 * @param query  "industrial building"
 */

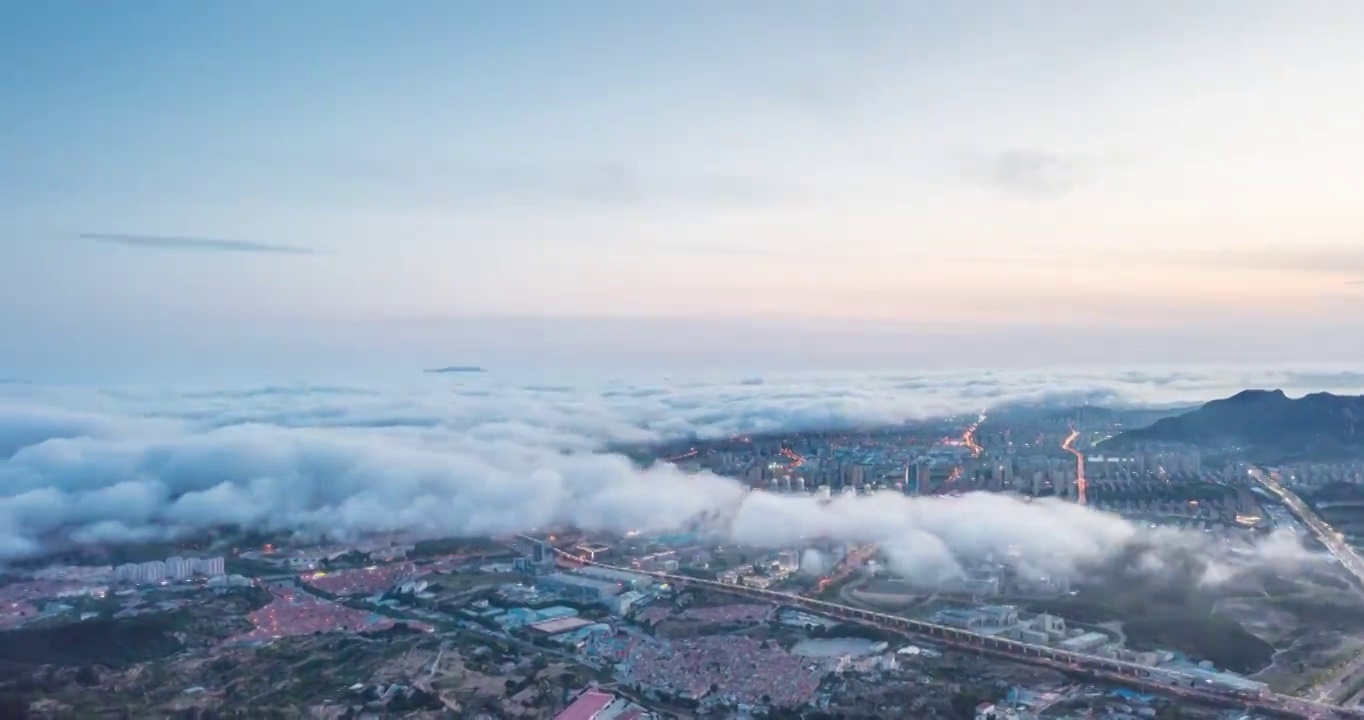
xmin=976 ymin=605 xmax=1018 ymax=627
xmin=493 ymin=605 xmax=579 ymax=630
xmin=935 ymin=609 xmax=987 ymax=630
xmin=935 ymin=605 xmax=1020 ymax=631
xmin=575 ymin=565 xmax=653 ymax=590
xmin=608 ymin=590 xmax=646 ymax=616
xmin=934 ymin=607 xmax=1111 ymax=653
xmin=537 ymin=573 xmax=623 ymax=602
xmin=514 ymin=541 xmax=557 ymax=575
xmin=1057 ymin=631 xmax=1109 ymax=653
xmin=849 ymin=579 xmax=919 ymax=606
xmin=530 ymin=616 xmax=594 ymax=636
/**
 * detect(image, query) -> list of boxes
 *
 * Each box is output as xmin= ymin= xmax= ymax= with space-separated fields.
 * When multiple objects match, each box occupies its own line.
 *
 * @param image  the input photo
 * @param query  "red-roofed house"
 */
xmin=555 ymin=690 xmax=615 ymax=720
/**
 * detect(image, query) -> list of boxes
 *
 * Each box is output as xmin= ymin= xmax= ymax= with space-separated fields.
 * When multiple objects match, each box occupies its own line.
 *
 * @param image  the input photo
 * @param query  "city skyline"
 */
xmin=4 ymin=2 xmax=1364 ymax=380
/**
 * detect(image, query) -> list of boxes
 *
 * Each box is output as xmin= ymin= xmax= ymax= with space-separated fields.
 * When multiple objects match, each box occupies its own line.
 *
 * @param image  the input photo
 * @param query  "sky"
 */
xmin=3 ymin=2 xmax=1364 ymax=382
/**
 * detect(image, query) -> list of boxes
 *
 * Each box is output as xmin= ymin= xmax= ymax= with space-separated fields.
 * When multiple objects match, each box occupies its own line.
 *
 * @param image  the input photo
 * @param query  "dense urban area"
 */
xmin=6 ymin=396 xmax=1364 ymax=719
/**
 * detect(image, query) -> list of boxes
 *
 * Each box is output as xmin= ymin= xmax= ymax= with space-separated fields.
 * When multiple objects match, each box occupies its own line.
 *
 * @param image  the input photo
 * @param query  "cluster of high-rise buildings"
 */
xmin=719 ymin=438 xmax=1207 ymax=503
xmin=665 ymin=426 xmax=1219 ymax=513
xmin=1083 ymin=445 xmax=1203 ymax=479
xmin=113 ymin=555 xmax=226 ymax=584
xmin=1278 ymin=461 xmax=1364 ymax=489
xmin=740 ymin=460 xmax=869 ymax=492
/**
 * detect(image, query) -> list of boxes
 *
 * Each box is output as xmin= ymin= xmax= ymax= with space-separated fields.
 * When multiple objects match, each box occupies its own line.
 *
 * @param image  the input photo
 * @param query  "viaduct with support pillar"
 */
xmin=537 ymin=542 xmax=1364 ymax=720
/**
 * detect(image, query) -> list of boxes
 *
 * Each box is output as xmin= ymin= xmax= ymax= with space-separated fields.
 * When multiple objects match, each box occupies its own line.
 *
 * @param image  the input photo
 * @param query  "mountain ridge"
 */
xmin=1101 ymin=389 xmax=1364 ymax=461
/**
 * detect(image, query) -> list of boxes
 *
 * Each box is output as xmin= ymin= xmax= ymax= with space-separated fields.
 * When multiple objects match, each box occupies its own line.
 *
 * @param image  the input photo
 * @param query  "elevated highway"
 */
xmin=1248 ymin=467 xmax=1364 ymax=583
xmin=543 ymin=543 xmax=1362 ymax=719
xmin=1249 ymin=467 xmax=1364 ymax=704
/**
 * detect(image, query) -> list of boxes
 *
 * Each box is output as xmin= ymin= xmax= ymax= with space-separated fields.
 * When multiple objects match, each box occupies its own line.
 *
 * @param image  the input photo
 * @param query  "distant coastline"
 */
xmin=424 ymin=366 xmax=488 ymax=374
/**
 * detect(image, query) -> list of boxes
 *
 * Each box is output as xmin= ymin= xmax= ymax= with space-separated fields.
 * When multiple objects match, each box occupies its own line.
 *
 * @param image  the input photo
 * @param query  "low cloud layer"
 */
xmin=723 ymin=491 xmax=1316 ymax=589
xmin=2 ymin=365 xmax=1360 ymax=576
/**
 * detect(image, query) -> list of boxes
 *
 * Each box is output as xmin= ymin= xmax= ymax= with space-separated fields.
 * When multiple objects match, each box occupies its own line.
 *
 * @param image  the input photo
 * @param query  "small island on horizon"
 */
xmin=424 ymin=366 xmax=488 ymax=374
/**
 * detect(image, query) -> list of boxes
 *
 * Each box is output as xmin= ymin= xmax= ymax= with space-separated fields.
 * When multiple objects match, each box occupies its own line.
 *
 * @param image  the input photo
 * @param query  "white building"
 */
xmin=166 ymin=557 xmax=193 ymax=579
xmin=113 ymin=556 xmax=224 ymax=584
xmin=138 ymin=561 xmax=167 ymax=584
xmin=193 ymin=557 xmax=226 ymax=577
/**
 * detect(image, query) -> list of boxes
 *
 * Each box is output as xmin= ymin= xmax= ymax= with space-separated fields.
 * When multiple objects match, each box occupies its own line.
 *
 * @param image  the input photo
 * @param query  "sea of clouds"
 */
xmin=3 ymin=364 xmax=1363 ymax=580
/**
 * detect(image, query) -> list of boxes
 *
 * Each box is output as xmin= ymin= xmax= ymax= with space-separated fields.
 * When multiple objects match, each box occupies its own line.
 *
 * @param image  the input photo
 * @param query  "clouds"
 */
xmin=725 ymin=490 xmax=1146 ymax=584
xmin=1 ymin=365 xmax=1355 ymax=578
xmin=78 ymin=233 xmax=318 ymax=255
xmin=955 ymin=148 xmax=1103 ymax=198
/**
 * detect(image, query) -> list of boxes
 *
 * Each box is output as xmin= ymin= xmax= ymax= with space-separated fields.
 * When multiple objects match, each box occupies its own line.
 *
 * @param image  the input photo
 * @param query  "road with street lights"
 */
xmin=1249 ymin=467 xmax=1364 ymax=704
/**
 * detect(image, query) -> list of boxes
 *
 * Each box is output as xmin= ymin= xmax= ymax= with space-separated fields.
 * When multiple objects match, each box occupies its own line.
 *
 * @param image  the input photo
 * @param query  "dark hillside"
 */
xmin=1103 ymin=390 xmax=1364 ymax=461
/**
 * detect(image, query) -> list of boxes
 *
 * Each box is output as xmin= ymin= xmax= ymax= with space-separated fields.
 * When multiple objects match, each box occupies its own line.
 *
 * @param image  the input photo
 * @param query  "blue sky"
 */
xmin=3 ymin=2 xmax=1364 ymax=382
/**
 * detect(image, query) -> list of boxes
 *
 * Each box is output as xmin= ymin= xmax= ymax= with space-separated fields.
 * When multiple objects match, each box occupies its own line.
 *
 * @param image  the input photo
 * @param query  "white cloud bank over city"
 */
xmin=2 ymin=365 xmax=1361 ymax=579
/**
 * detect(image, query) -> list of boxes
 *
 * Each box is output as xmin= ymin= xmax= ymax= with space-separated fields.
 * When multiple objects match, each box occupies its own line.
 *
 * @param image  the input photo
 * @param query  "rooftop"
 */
xmin=531 ymin=616 xmax=595 ymax=635
xmin=554 ymin=689 xmax=615 ymax=720
xmin=541 ymin=573 xmax=623 ymax=591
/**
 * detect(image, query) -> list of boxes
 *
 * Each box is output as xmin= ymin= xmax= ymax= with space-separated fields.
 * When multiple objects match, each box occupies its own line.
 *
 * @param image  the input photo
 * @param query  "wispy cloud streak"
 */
xmin=79 ymin=233 xmax=317 ymax=255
